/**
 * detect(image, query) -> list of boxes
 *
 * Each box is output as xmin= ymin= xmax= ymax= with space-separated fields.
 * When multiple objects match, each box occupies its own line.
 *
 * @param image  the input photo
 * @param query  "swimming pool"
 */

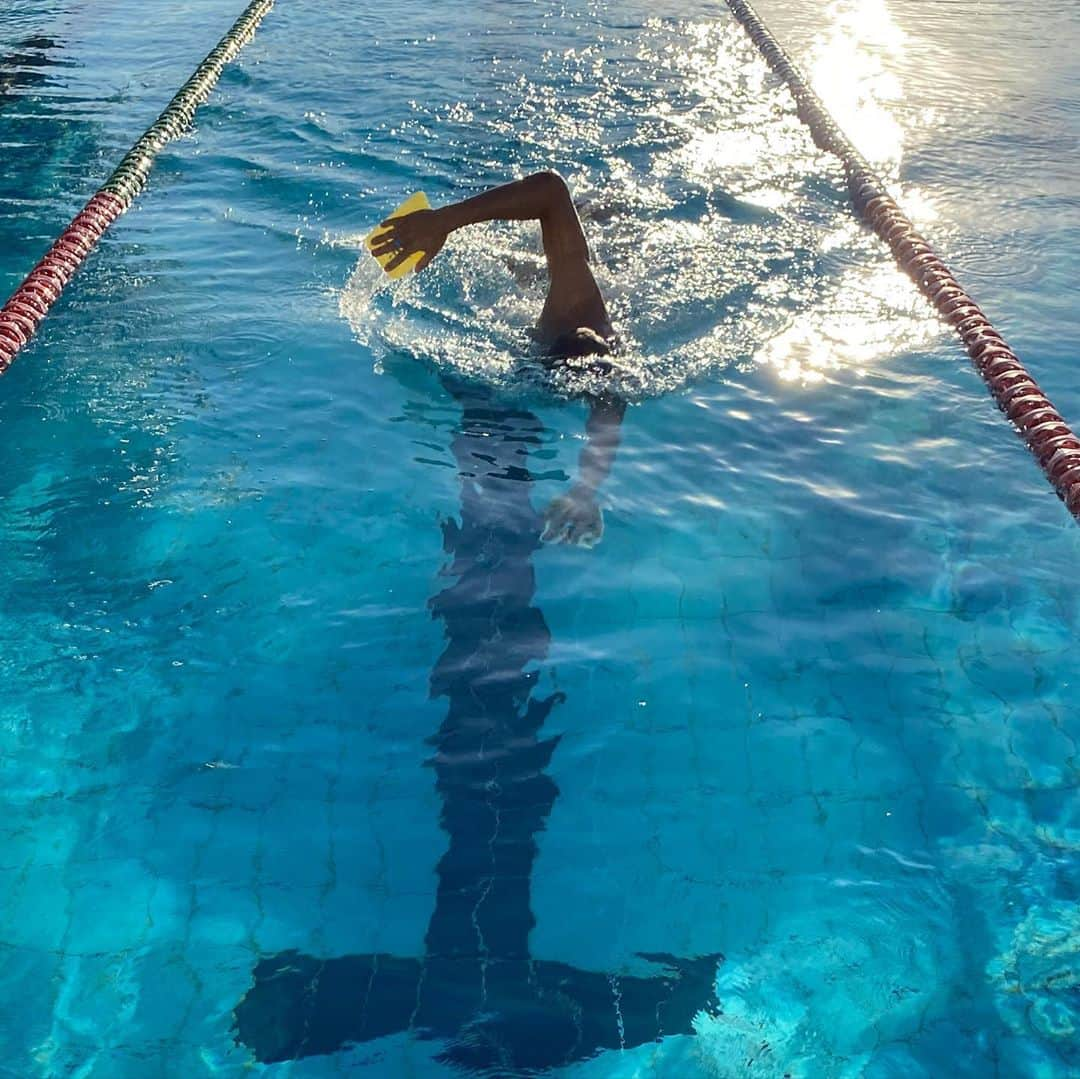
xmin=2 ymin=0 xmax=1078 ymax=1075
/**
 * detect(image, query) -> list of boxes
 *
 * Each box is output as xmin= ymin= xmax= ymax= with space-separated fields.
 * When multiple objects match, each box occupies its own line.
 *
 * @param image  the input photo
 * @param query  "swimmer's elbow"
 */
xmin=529 ymin=169 xmax=568 ymax=193
xmin=528 ymin=170 xmax=572 ymax=210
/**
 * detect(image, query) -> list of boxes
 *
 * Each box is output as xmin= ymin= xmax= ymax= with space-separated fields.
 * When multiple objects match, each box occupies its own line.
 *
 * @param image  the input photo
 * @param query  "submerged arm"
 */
xmin=578 ymin=393 xmax=626 ymax=493
xmin=541 ymin=393 xmax=626 ymax=548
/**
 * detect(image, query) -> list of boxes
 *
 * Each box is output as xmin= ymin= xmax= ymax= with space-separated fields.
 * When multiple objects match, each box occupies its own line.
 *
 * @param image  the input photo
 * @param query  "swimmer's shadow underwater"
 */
xmin=233 ymin=374 xmax=722 ymax=1072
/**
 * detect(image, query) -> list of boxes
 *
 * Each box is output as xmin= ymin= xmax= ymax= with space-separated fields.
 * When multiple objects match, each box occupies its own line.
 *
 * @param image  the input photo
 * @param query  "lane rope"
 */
xmin=0 ymin=0 xmax=275 ymax=375
xmin=724 ymin=0 xmax=1080 ymax=521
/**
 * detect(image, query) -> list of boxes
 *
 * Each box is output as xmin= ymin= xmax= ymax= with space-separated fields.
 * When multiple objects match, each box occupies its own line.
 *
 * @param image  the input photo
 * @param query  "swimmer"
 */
xmin=370 ymin=172 xmax=625 ymax=548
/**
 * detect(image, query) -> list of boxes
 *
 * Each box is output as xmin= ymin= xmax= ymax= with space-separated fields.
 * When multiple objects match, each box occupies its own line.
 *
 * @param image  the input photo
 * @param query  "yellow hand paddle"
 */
xmin=365 ymin=191 xmax=430 ymax=279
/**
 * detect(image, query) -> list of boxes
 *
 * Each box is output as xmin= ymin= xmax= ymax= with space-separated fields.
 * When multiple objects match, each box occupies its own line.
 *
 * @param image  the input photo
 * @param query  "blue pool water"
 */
xmin=2 ymin=0 xmax=1079 ymax=1075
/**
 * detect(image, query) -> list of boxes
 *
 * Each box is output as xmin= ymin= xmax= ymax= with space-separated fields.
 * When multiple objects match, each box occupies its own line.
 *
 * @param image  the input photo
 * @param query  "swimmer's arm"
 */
xmin=577 ymin=393 xmax=626 ymax=494
xmin=371 ymin=172 xmax=586 ymax=273
xmin=542 ymin=393 xmax=626 ymax=548
xmin=439 ymin=172 xmax=584 ymax=240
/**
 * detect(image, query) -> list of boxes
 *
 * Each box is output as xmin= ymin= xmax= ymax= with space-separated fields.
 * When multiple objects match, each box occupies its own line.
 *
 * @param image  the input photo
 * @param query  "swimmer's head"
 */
xmin=547 ymin=326 xmax=613 ymax=361
xmin=544 ymin=327 xmax=616 ymax=377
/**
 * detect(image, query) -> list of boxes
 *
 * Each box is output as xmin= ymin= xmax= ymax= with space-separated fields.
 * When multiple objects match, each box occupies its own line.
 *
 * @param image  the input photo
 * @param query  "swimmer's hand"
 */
xmin=369 ymin=208 xmax=449 ymax=273
xmin=541 ymin=484 xmax=604 ymax=548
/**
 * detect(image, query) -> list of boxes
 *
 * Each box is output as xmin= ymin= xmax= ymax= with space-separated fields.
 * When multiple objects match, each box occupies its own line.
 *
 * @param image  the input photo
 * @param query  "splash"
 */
xmin=338 ymin=13 xmax=939 ymax=399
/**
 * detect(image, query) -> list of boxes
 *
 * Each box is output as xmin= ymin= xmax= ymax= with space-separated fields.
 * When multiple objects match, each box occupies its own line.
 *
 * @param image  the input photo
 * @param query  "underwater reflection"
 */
xmin=0 ymin=35 xmax=61 ymax=108
xmin=234 ymin=374 xmax=721 ymax=1071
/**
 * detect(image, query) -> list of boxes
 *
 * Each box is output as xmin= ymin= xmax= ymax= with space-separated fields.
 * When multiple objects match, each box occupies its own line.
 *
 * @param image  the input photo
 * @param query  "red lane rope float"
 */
xmin=0 ymin=0 xmax=275 ymax=375
xmin=724 ymin=0 xmax=1080 ymax=521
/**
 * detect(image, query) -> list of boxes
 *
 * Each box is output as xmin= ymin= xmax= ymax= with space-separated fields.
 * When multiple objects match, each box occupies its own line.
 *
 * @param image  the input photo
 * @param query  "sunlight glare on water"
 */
xmin=808 ymin=0 xmax=909 ymax=172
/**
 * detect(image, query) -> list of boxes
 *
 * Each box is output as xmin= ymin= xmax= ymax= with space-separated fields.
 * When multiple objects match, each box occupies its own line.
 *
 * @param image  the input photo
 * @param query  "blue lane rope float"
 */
xmin=0 ymin=0 xmax=275 ymax=374
xmin=724 ymin=0 xmax=1080 ymax=521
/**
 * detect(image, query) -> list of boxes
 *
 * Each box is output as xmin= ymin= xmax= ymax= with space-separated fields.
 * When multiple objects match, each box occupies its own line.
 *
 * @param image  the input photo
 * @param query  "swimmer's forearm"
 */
xmin=438 ymin=172 xmax=570 ymax=232
xmin=577 ymin=395 xmax=626 ymax=492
